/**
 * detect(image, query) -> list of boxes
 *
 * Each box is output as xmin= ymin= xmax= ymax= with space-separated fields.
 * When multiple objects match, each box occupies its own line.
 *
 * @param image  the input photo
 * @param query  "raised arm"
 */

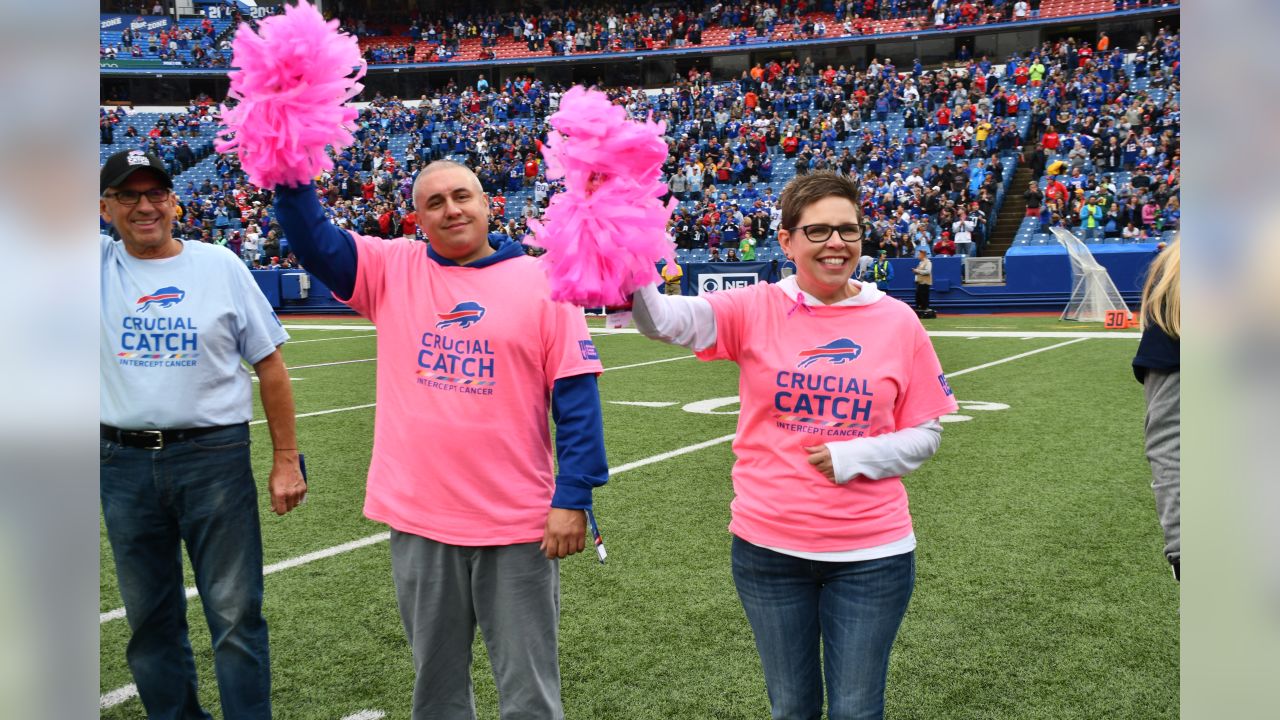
xmin=631 ymin=283 xmax=718 ymax=352
xmin=272 ymin=182 xmax=359 ymax=298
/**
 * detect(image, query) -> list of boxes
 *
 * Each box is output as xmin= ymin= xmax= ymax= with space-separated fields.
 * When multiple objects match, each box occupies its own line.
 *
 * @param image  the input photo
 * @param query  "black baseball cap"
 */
xmin=100 ymin=150 xmax=173 ymax=195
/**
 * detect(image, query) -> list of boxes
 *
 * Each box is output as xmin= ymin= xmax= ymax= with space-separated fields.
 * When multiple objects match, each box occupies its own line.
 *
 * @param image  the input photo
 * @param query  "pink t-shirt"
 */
xmin=344 ymin=235 xmax=602 ymax=545
xmin=697 ymin=283 xmax=957 ymax=552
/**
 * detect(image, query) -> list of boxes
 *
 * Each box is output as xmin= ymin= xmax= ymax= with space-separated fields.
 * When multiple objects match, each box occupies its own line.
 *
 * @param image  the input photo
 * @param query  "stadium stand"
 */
xmin=104 ymin=1 xmax=1177 ymax=67
xmin=99 ymin=11 xmax=239 ymax=68
xmin=98 ymin=0 xmax=1178 ymax=297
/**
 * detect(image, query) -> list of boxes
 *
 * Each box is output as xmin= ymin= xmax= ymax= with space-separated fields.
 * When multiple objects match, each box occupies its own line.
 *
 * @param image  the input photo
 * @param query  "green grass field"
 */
xmin=99 ymin=315 xmax=1178 ymax=719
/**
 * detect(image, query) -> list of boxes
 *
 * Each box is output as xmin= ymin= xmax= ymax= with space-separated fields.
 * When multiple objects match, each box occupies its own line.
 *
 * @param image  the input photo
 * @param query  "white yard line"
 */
xmin=282 ymin=324 xmax=375 ymax=331
xmin=100 ymin=683 xmax=139 ymax=709
xmin=946 ymin=338 xmax=1088 ymax=377
xmin=610 ymin=434 xmax=739 ymax=474
xmin=340 ymin=711 xmax=386 ymax=720
xmin=99 ymin=533 xmax=391 ymax=625
xmin=610 ymin=401 xmax=679 ymax=408
xmin=99 ymin=333 xmax=1096 ymax=709
xmin=288 ymin=358 xmax=376 ymax=371
xmin=249 ymin=403 xmax=377 ymax=426
xmin=927 ymin=330 xmax=1139 ymax=339
xmin=604 ymin=355 xmax=696 ymax=372
xmin=288 ymin=334 xmax=379 ymax=344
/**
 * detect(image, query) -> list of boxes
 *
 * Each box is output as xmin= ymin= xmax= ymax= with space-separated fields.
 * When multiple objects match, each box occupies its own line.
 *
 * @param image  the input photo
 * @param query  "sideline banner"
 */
xmin=687 ymin=261 xmax=775 ymax=296
xmin=100 ymin=59 xmax=183 ymax=68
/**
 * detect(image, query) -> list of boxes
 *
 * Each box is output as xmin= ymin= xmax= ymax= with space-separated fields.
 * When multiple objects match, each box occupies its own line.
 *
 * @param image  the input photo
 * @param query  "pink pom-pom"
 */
xmin=527 ymin=86 xmax=676 ymax=307
xmin=216 ymin=2 xmax=366 ymax=189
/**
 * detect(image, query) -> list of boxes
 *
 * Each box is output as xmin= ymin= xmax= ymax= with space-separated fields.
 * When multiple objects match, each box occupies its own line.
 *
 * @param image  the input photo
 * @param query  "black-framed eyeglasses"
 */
xmin=788 ymin=223 xmax=864 ymax=243
xmin=103 ymin=188 xmax=171 ymax=206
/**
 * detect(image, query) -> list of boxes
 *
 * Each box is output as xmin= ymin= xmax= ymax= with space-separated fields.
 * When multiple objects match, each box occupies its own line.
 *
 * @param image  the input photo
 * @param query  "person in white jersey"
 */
xmin=631 ymin=171 xmax=957 ymax=720
xmin=273 ymin=160 xmax=608 ymax=720
xmin=99 ymin=149 xmax=306 ymax=719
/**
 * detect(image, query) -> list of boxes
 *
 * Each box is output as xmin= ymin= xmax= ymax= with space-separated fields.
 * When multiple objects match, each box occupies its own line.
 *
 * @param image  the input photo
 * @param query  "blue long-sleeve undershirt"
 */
xmin=550 ymin=373 xmax=609 ymax=509
xmin=272 ymin=182 xmax=608 ymax=508
xmin=273 ymin=182 xmax=358 ymax=299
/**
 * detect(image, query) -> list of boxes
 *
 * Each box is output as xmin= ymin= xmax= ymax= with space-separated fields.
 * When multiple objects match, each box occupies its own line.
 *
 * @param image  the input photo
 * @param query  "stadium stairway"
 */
xmin=984 ymin=165 xmax=1034 ymax=257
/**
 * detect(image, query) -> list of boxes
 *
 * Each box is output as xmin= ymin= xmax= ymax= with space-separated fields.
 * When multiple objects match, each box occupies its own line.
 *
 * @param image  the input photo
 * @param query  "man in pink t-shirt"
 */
xmin=274 ymin=161 xmax=607 ymax=720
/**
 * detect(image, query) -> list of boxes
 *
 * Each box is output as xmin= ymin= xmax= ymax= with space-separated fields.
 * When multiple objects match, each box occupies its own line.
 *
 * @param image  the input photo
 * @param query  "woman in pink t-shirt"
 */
xmin=633 ymin=172 xmax=956 ymax=720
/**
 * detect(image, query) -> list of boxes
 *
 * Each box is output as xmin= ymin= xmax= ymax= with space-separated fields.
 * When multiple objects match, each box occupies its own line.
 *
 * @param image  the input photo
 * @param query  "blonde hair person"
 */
xmin=1133 ymin=236 xmax=1180 ymax=580
xmin=1141 ymin=237 xmax=1180 ymax=338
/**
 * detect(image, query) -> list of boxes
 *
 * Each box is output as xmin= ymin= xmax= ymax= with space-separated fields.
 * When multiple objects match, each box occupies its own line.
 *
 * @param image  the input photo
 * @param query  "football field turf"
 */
xmin=100 ymin=314 xmax=1178 ymax=719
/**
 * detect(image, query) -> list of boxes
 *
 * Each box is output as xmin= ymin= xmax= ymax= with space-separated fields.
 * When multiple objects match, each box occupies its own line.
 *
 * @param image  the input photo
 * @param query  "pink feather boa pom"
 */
xmin=216 ymin=2 xmax=367 ymax=189
xmin=527 ymin=86 xmax=676 ymax=308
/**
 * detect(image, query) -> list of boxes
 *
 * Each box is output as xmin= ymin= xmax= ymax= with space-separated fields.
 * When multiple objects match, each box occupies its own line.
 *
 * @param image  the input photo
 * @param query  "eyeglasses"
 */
xmin=103 ymin=188 xmax=171 ymax=206
xmin=787 ymin=223 xmax=864 ymax=243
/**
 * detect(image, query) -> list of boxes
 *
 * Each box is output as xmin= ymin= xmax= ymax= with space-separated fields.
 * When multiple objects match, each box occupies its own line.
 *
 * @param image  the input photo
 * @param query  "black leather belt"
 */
xmin=101 ymin=423 xmax=241 ymax=451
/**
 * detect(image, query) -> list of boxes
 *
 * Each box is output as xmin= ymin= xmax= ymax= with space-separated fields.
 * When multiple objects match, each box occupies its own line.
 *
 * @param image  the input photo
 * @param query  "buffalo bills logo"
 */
xmin=436 ymin=301 xmax=486 ymax=329
xmin=136 ymin=286 xmax=186 ymax=312
xmin=797 ymin=338 xmax=863 ymax=368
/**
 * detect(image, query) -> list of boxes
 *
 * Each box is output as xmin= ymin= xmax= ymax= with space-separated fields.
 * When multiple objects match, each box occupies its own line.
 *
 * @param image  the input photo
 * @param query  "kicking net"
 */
xmin=1050 ymin=227 xmax=1129 ymax=322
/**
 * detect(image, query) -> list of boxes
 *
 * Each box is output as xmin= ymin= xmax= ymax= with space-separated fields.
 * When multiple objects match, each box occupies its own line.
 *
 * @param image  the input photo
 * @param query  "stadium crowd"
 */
xmin=99 ymin=26 xmax=1179 ymax=268
xmin=100 ymin=0 xmax=273 ymax=69
xmin=347 ymin=0 xmax=1036 ymax=64
xmin=1017 ymin=25 xmax=1179 ymax=241
xmin=101 ymin=1 xmax=1179 ymax=67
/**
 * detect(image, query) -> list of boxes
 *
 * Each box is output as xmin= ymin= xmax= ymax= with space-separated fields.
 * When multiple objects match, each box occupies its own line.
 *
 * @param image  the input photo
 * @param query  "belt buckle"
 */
xmin=138 ymin=430 xmax=164 ymax=450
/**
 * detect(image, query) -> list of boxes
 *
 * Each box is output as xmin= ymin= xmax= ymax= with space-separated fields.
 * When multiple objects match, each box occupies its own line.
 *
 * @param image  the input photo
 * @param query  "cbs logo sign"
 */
xmin=699 ymin=273 xmax=758 ymax=295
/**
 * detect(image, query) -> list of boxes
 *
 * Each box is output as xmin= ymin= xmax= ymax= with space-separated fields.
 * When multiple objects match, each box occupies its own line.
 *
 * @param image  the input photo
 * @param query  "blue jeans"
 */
xmin=732 ymin=537 xmax=915 ymax=720
xmin=100 ymin=423 xmax=271 ymax=720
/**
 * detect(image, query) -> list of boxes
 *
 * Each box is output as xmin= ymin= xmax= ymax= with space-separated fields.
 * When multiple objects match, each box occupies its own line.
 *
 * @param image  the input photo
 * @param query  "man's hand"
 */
xmin=540 ymin=508 xmax=587 ymax=559
xmin=803 ymin=444 xmax=836 ymax=482
xmin=268 ymin=450 xmax=307 ymax=515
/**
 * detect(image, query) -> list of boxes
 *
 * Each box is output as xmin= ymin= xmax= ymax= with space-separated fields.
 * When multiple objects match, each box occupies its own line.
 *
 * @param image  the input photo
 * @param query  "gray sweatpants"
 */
xmin=390 ymin=530 xmax=563 ymax=720
xmin=1143 ymin=368 xmax=1180 ymax=567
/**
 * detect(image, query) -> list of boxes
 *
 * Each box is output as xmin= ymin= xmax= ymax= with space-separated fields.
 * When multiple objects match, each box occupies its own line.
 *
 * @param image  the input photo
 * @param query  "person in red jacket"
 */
xmin=932 ymin=231 xmax=956 ymax=256
xmin=377 ymin=205 xmax=398 ymax=238
xmin=1044 ymin=176 xmax=1069 ymax=206
xmin=1041 ymin=127 xmax=1061 ymax=152
xmin=523 ymin=154 xmax=539 ymax=186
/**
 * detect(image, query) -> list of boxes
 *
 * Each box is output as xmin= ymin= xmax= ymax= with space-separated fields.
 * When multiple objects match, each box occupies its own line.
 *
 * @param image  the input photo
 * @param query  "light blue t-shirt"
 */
xmin=100 ymin=236 xmax=288 ymax=429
